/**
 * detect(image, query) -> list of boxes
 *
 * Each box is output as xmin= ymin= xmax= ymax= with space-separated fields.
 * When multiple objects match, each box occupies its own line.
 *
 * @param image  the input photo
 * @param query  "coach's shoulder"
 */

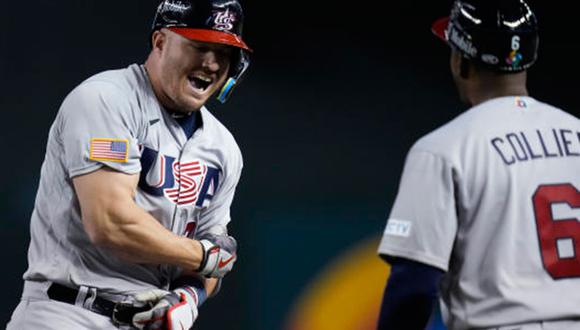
xmin=410 ymin=106 xmax=481 ymax=161
xmin=411 ymin=118 xmax=463 ymax=154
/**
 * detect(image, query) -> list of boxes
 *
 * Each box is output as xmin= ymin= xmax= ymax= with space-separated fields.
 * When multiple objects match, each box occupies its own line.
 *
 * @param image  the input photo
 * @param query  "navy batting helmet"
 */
xmin=152 ymin=0 xmax=252 ymax=103
xmin=432 ymin=0 xmax=539 ymax=73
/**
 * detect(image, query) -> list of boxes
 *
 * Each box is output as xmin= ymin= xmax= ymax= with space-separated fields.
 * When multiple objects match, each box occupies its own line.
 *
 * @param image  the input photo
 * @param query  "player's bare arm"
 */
xmin=74 ymin=167 xmax=205 ymax=272
xmin=7 ymin=0 xmax=250 ymax=328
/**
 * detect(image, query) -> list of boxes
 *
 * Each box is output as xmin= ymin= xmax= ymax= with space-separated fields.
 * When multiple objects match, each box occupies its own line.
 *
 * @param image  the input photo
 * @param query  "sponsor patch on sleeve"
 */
xmin=384 ymin=219 xmax=412 ymax=238
xmin=89 ymin=138 xmax=129 ymax=163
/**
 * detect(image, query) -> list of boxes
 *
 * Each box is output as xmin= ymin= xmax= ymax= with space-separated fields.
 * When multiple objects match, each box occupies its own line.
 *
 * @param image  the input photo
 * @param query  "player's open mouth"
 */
xmin=188 ymin=74 xmax=212 ymax=93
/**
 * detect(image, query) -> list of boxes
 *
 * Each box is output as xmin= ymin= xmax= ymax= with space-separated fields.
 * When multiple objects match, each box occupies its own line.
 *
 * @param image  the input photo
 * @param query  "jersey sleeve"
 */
xmin=195 ymin=152 xmax=243 ymax=237
xmin=58 ymin=80 xmax=143 ymax=178
xmin=378 ymin=148 xmax=458 ymax=271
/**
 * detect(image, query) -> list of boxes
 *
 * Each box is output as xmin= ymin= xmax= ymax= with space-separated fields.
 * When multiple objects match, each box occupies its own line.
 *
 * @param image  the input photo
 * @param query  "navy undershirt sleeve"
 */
xmin=377 ymin=257 xmax=444 ymax=330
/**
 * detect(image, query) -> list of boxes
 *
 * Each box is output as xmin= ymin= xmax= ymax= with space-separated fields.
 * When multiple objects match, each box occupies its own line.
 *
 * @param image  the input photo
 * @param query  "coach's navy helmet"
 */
xmin=432 ymin=0 xmax=539 ymax=72
xmin=152 ymin=0 xmax=252 ymax=102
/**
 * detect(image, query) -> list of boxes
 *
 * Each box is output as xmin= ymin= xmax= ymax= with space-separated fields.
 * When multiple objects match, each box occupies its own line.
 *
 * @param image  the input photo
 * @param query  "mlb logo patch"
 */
xmin=89 ymin=138 xmax=129 ymax=163
xmin=515 ymin=97 xmax=528 ymax=108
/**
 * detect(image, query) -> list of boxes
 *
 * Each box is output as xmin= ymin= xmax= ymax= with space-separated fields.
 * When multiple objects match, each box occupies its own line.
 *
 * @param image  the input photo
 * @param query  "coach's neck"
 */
xmin=466 ymin=69 xmax=529 ymax=107
xmin=452 ymin=52 xmax=530 ymax=107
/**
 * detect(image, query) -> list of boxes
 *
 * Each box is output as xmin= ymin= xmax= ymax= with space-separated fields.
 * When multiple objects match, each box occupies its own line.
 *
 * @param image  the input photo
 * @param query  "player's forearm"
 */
xmin=204 ymin=278 xmax=219 ymax=296
xmin=172 ymin=275 xmax=219 ymax=297
xmin=84 ymin=198 xmax=204 ymax=272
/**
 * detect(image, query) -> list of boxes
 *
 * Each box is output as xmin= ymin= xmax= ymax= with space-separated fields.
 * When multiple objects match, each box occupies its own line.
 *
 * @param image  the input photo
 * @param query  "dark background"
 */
xmin=1 ymin=1 xmax=578 ymax=329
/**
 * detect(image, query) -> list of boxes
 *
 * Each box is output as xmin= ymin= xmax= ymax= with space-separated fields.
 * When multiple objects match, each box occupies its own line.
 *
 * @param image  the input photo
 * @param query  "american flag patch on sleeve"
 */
xmin=89 ymin=138 xmax=129 ymax=163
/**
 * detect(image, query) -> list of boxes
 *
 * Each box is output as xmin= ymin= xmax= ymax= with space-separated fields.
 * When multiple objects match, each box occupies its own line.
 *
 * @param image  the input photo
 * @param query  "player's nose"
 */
xmin=201 ymin=51 xmax=221 ymax=73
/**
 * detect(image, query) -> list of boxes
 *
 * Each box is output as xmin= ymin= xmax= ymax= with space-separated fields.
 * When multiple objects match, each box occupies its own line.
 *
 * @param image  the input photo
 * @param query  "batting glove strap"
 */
xmin=132 ymin=292 xmax=199 ymax=330
xmin=174 ymin=286 xmax=206 ymax=307
xmin=197 ymin=239 xmax=237 ymax=278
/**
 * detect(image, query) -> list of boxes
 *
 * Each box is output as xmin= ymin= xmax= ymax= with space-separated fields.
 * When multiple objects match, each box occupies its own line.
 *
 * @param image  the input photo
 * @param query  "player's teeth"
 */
xmin=195 ymin=76 xmax=211 ymax=83
xmin=189 ymin=77 xmax=208 ymax=91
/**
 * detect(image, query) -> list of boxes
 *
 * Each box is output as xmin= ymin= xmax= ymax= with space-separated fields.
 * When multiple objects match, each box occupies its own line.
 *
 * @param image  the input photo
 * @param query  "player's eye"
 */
xmin=195 ymin=45 xmax=210 ymax=53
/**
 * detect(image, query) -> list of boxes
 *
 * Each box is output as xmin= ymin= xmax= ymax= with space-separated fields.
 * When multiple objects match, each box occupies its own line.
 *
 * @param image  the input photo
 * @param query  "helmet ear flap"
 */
xmin=217 ymin=49 xmax=250 ymax=103
xmin=217 ymin=78 xmax=237 ymax=103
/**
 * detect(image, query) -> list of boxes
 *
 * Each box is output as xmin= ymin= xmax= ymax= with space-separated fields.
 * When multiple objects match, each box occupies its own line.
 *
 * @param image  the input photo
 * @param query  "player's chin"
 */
xmin=177 ymin=96 xmax=205 ymax=113
xmin=177 ymin=90 xmax=209 ymax=112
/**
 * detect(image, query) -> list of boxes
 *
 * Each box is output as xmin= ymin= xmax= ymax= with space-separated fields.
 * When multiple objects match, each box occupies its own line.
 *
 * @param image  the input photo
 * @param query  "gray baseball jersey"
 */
xmin=378 ymin=96 xmax=580 ymax=329
xmin=23 ymin=64 xmax=243 ymax=295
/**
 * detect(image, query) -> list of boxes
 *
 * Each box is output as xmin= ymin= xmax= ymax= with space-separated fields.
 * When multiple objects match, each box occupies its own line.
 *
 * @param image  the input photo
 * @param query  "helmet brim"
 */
xmin=431 ymin=17 xmax=450 ymax=42
xmin=169 ymin=27 xmax=252 ymax=52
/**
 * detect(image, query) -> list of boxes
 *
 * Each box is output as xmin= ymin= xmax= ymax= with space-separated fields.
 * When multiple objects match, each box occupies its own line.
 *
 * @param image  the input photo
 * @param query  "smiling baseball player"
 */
xmin=7 ymin=0 xmax=251 ymax=329
xmin=377 ymin=0 xmax=580 ymax=329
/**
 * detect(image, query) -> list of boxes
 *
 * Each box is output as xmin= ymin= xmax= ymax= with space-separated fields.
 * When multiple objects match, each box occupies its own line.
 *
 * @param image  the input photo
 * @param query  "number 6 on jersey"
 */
xmin=532 ymin=183 xmax=580 ymax=279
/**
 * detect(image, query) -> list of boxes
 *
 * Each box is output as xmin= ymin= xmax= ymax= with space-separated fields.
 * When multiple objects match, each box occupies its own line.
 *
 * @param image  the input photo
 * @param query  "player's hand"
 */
xmin=197 ymin=237 xmax=237 ymax=278
xmin=132 ymin=289 xmax=199 ymax=330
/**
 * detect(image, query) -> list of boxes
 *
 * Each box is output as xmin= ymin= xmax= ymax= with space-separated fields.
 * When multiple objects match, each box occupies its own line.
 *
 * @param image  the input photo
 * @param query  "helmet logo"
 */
xmin=448 ymin=25 xmax=477 ymax=57
xmin=158 ymin=0 xmax=191 ymax=25
xmin=506 ymin=50 xmax=523 ymax=68
xmin=481 ymin=54 xmax=499 ymax=65
xmin=160 ymin=0 xmax=191 ymax=15
xmin=506 ymin=35 xmax=523 ymax=68
xmin=213 ymin=9 xmax=236 ymax=32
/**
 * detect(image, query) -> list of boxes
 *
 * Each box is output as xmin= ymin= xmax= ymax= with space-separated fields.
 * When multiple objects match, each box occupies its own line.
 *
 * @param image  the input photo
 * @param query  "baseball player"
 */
xmin=377 ymin=0 xmax=580 ymax=329
xmin=6 ymin=0 xmax=251 ymax=329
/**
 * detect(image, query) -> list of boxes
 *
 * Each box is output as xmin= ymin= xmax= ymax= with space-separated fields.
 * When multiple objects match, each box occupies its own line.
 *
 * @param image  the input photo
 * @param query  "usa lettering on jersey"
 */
xmin=138 ymin=147 xmax=220 ymax=208
xmin=164 ymin=160 xmax=206 ymax=206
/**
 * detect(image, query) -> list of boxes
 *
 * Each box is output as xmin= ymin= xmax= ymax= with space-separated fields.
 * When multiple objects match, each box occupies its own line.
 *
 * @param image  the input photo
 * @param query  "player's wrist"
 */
xmin=176 ymin=237 xmax=205 ymax=273
xmin=196 ymin=239 xmax=237 ymax=278
xmin=174 ymin=285 xmax=207 ymax=307
xmin=197 ymin=239 xmax=218 ymax=273
xmin=193 ymin=239 xmax=204 ymax=268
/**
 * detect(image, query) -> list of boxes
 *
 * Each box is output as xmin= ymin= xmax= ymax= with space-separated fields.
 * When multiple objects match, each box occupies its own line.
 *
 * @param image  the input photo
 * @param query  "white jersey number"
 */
xmin=532 ymin=183 xmax=580 ymax=279
xmin=511 ymin=36 xmax=521 ymax=51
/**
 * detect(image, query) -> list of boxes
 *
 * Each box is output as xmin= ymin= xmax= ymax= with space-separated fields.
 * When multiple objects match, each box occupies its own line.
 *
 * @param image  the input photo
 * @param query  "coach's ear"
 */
xmin=459 ymin=56 xmax=471 ymax=79
xmin=450 ymin=50 xmax=469 ymax=80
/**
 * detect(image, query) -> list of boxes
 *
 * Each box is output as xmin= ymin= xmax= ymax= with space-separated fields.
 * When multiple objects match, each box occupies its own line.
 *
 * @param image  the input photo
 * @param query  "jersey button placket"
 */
xmin=171 ymin=147 xmax=194 ymax=234
xmin=180 ymin=208 xmax=188 ymax=226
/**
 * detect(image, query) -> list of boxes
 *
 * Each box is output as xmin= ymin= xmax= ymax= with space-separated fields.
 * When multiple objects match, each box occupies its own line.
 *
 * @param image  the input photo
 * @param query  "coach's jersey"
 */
xmin=23 ymin=64 xmax=243 ymax=296
xmin=378 ymin=96 xmax=580 ymax=329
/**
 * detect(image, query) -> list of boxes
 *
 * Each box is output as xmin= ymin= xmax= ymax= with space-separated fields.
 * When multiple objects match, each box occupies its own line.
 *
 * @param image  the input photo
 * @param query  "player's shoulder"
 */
xmin=77 ymin=63 xmax=147 ymax=95
xmin=61 ymin=64 xmax=146 ymax=109
xmin=199 ymin=107 xmax=243 ymax=166
xmin=57 ymin=64 xmax=150 ymax=133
